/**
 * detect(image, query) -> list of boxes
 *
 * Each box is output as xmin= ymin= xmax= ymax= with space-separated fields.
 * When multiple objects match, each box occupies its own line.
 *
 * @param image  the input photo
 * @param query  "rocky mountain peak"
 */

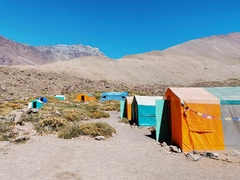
xmin=0 ymin=35 xmax=105 ymax=65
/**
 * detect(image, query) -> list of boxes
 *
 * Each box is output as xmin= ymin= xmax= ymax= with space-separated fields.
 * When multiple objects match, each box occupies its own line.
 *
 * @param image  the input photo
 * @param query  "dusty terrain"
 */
xmin=1 ymin=32 xmax=240 ymax=179
xmin=1 ymin=111 xmax=240 ymax=180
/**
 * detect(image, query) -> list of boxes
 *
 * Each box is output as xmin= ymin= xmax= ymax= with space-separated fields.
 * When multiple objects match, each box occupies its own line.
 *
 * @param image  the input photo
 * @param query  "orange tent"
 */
xmin=125 ymin=96 xmax=133 ymax=120
xmin=164 ymin=87 xmax=224 ymax=152
xmin=76 ymin=94 xmax=96 ymax=102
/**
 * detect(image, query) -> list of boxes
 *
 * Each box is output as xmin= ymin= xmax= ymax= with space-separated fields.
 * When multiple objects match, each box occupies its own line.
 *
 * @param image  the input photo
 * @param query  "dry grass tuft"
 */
xmin=79 ymin=122 xmax=116 ymax=138
xmin=99 ymin=101 xmax=120 ymax=111
xmin=118 ymin=118 xmax=129 ymax=124
xmin=58 ymin=123 xmax=80 ymax=139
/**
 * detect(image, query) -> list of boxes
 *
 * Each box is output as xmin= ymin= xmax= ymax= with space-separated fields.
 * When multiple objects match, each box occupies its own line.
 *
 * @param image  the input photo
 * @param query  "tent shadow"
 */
xmin=145 ymin=130 xmax=156 ymax=140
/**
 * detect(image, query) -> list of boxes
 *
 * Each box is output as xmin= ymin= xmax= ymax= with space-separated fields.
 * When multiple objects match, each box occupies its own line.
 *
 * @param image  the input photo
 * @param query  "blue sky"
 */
xmin=0 ymin=0 xmax=240 ymax=59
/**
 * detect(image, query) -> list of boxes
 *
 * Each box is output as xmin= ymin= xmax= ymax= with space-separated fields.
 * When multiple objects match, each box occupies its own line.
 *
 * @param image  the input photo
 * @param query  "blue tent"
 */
xmin=37 ymin=96 xmax=48 ymax=103
xmin=31 ymin=99 xmax=44 ymax=109
xmin=100 ymin=92 xmax=128 ymax=102
xmin=132 ymin=96 xmax=163 ymax=126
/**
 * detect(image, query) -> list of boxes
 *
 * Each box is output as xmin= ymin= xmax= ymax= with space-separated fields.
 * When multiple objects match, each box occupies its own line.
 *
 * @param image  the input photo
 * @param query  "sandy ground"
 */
xmin=1 ymin=111 xmax=240 ymax=180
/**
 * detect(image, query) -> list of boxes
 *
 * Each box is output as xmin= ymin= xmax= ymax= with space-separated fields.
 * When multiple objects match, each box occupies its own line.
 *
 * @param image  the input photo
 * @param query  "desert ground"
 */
xmin=1 ymin=111 xmax=240 ymax=180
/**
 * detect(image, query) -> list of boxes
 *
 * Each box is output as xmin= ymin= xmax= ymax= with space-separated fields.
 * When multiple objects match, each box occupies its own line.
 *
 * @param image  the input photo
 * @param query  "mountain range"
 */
xmin=1 ymin=32 xmax=240 ymax=98
xmin=0 ymin=35 xmax=104 ymax=66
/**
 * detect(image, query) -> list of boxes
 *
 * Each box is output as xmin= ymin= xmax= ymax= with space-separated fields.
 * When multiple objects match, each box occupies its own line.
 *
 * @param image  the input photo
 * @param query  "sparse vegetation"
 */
xmin=119 ymin=117 xmax=129 ymax=124
xmin=100 ymin=101 xmax=120 ymax=111
xmin=0 ymin=121 xmax=16 ymax=141
xmin=58 ymin=123 xmax=80 ymax=139
xmin=37 ymin=116 xmax=67 ymax=132
xmin=79 ymin=122 xmax=116 ymax=138
xmin=58 ymin=122 xmax=116 ymax=139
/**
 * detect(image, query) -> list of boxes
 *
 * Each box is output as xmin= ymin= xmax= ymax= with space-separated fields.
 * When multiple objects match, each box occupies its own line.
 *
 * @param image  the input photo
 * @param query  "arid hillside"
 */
xmin=1 ymin=32 xmax=240 ymax=99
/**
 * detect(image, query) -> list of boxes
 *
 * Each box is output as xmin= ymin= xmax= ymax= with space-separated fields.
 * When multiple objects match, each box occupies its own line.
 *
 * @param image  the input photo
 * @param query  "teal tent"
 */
xmin=120 ymin=100 xmax=126 ymax=119
xmin=55 ymin=95 xmax=65 ymax=101
xmin=155 ymin=100 xmax=170 ymax=142
xmin=132 ymin=96 xmax=163 ymax=126
xmin=31 ymin=99 xmax=44 ymax=109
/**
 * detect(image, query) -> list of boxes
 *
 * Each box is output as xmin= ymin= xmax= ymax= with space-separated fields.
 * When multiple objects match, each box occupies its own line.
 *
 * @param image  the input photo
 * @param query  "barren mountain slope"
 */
xmin=1 ymin=33 xmax=240 ymax=99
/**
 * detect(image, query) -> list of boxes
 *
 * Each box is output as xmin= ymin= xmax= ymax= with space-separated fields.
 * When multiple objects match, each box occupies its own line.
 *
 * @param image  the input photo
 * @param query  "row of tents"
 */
xmin=29 ymin=95 xmax=66 ymax=109
xmin=28 ymin=92 xmax=129 ymax=108
xmin=27 ymin=88 xmax=240 ymax=152
xmin=120 ymin=87 xmax=240 ymax=153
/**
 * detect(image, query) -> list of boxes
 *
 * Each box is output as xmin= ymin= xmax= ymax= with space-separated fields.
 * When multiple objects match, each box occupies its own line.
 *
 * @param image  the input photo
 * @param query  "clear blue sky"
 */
xmin=0 ymin=0 xmax=240 ymax=59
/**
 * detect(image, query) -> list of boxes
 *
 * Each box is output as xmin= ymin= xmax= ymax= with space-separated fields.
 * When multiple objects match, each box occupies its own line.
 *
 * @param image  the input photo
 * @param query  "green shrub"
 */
xmin=58 ymin=123 xmax=80 ymax=139
xmin=79 ymin=122 xmax=116 ymax=138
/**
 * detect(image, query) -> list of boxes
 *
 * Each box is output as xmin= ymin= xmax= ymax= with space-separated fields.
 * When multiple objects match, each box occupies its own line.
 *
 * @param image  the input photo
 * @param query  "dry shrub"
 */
xmin=58 ymin=123 xmax=80 ymax=139
xmin=82 ymin=102 xmax=110 ymax=119
xmin=6 ymin=103 xmax=24 ymax=109
xmin=119 ymin=118 xmax=129 ymax=124
xmin=79 ymin=122 xmax=116 ymax=138
xmin=89 ymin=111 xmax=110 ymax=119
xmin=36 ymin=117 xmax=67 ymax=133
xmin=62 ymin=109 xmax=85 ymax=121
xmin=21 ymin=113 xmax=41 ymax=122
xmin=85 ymin=102 xmax=99 ymax=110
xmin=0 ymin=121 xmax=12 ymax=141
xmin=0 ymin=107 xmax=12 ymax=116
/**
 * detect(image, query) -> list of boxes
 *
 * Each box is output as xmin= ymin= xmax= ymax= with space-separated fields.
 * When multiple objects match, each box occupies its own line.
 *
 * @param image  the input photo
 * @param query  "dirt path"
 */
xmin=1 ymin=111 xmax=240 ymax=180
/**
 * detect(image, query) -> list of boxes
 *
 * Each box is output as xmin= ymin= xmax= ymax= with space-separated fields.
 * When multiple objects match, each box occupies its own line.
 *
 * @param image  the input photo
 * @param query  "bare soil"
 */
xmin=1 ymin=111 xmax=240 ymax=180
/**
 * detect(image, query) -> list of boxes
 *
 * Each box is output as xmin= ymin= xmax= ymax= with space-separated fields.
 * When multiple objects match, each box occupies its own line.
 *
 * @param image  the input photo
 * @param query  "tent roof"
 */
xmin=134 ymin=96 xmax=163 ymax=105
xmin=206 ymin=87 xmax=240 ymax=100
xmin=126 ymin=96 xmax=134 ymax=104
xmin=206 ymin=87 xmax=240 ymax=105
xmin=55 ymin=95 xmax=65 ymax=97
xmin=167 ymin=87 xmax=219 ymax=104
xmin=31 ymin=99 xmax=44 ymax=103
xmin=101 ymin=92 xmax=128 ymax=96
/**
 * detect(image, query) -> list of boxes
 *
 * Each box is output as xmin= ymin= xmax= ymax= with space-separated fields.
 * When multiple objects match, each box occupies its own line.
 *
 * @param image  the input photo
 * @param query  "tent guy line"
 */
xmin=185 ymin=107 xmax=240 ymax=121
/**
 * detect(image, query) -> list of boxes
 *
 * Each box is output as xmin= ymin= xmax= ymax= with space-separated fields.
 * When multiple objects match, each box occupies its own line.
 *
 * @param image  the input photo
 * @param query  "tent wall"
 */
xmin=100 ymin=92 xmax=128 ymax=102
xmin=120 ymin=100 xmax=125 ymax=119
xmin=126 ymin=97 xmax=133 ymax=120
xmin=220 ymin=105 xmax=240 ymax=149
xmin=206 ymin=87 xmax=240 ymax=149
xmin=31 ymin=100 xmax=44 ymax=109
xmin=155 ymin=100 xmax=170 ymax=142
xmin=184 ymin=103 xmax=224 ymax=152
xmin=137 ymin=105 xmax=156 ymax=126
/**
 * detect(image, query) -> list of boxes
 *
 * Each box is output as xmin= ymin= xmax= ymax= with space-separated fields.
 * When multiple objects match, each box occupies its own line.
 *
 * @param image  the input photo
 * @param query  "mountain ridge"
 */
xmin=1 ymin=32 xmax=240 ymax=98
xmin=0 ymin=35 xmax=105 ymax=66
